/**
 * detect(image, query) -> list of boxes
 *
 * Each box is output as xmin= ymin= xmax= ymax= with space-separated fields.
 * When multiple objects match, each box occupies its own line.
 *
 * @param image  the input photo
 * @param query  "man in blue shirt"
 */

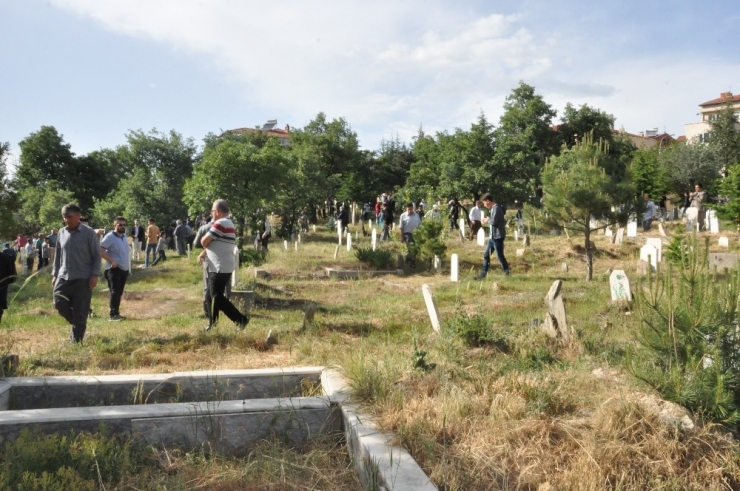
xmin=475 ymin=193 xmax=510 ymax=279
xmin=100 ymin=216 xmax=131 ymax=321
xmin=52 ymin=204 xmax=102 ymax=343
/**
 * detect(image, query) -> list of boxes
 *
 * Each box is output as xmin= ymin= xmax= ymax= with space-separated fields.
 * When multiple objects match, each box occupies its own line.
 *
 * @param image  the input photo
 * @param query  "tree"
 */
xmin=0 ymin=141 xmax=18 ymax=236
xmin=631 ymin=147 xmax=668 ymax=198
xmin=16 ymin=126 xmax=76 ymax=190
xmin=405 ymin=128 xmax=441 ymax=201
xmin=658 ymin=143 xmax=722 ymax=196
xmin=541 ymin=134 xmax=636 ymax=280
xmin=492 ymin=82 xmax=560 ymax=205
xmin=557 ymin=103 xmax=616 ymax=149
xmin=372 ymin=136 xmax=415 ymax=197
xmin=18 ymin=182 xmax=75 ymax=232
xmin=708 ymin=101 xmax=740 ymax=172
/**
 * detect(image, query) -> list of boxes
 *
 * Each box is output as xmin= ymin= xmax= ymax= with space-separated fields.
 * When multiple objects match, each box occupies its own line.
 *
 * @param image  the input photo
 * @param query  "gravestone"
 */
xmin=313 ymin=224 xmax=316 ymax=232
xmin=562 ymin=262 xmax=568 ymax=273
xmin=186 ymin=243 xmax=191 ymax=258
xmin=605 ymin=228 xmax=613 ymax=237
xmin=477 ymin=228 xmax=485 ymax=246
xmin=627 ymin=218 xmax=638 ymax=237
xmin=346 ymin=233 xmax=352 ymax=252
xmin=615 ymin=228 xmax=625 ymax=245
xmin=283 ymin=240 xmax=288 ymax=251
xmin=231 ymin=246 xmax=240 ymax=287
xmin=459 ymin=218 xmax=466 ymax=238
xmin=516 ymin=248 xmax=525 ymax=257
xmin=433 ymin=255 xmax=441 ymax=273
xmin=636 ymin=260 xmax=649 ymax=276
xmin=639 ymin=244 xmax=658 ymax=272
xmin=719 ymin=236 xmax=730 ymax=248
xmin=514 ymin=230 xmax=519 ymax=242
xmin=708 ymin=210 xmax=720 ymax=234
xmin=708 ymin=253 xmax=740 ymax=271
xmin=658 ymin=223 xmax=667 ymax=237
xmin=294 ymin=242 xmax=299 ymax=252
xmin=522 ymin=235 xmax=530 ymax=246
xmin=609 ymin=270 xmax=632 ymax=303
xmin=303 ymin=304 xmax=317 ymax=330
xmin=333 ymin=245 xmax=339 ymax=260
xmin=609 ymin=234 xmax=617 ymax=245
xmin=421 ymin=284 xmax=442 ymax=333
xmin=544 ymin=280 xmax=569 ymax=341
xmin=371 ymin=229 xmax=377 ymax=251
xmin=645 ymin=238 xmax=663 ymax=262
xmin=337 ymin=222 xmax=342 ymax=244
xmin=685 ymin=207 xmax=698 ymax=232
xmin=450 ymin=254 xmax=459 ymax=282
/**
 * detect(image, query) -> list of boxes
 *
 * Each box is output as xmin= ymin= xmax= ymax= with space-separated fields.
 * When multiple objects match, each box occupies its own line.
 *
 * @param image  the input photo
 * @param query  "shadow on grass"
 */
xmin=319 ymin=322 xmax=376 ymax=337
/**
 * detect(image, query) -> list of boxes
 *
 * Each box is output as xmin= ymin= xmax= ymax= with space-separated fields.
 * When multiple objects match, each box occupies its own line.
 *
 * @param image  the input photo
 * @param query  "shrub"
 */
xmin=449 ymin=312 xmax=511 ymax=351
xmin=407 ymin=220 xmax=446 ymax=270
xmin=354 ymin=247 xmax=394 ymax=270
xmin=239 ymin=247 xmax=265 ymax=267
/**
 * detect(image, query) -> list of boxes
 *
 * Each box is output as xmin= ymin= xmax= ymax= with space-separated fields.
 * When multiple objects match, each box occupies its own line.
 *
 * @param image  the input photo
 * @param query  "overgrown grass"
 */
xmin=3 ymin=223 xmax=740 ymax=489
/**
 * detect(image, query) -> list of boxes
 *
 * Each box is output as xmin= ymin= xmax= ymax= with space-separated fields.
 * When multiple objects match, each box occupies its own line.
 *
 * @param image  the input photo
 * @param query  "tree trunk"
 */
xmin=585 ymin=228 xmax=593 ymax=281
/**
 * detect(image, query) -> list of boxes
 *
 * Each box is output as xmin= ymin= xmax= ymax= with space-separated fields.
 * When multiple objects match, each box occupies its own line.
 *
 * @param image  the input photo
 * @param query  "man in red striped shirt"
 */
xmin=197 ymin=199 xmax=249 ymax=332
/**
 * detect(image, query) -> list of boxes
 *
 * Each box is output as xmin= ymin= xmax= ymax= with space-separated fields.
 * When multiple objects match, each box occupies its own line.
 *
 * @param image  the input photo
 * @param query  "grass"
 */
xmin=3 ymin=224 xmax=740 ymax=489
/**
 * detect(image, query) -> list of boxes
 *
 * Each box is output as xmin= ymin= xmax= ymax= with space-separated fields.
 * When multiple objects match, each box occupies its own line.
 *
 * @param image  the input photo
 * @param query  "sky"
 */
xmin=2 ymin=0 xmax=740 ymax=169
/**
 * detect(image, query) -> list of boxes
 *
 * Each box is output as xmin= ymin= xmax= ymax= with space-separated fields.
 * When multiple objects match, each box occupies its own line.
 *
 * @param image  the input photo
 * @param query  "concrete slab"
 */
xmin=3 ymin=367 xmax=324 ymax=410
xmin=325 ymin=268 xmax=403 ymax=279
xmin=0 ymin=380 xmax=10 ymax=410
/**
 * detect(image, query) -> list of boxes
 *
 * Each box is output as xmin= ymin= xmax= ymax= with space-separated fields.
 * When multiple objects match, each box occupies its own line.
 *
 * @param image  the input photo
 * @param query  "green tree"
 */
xmin=708 ymin=102 xmax=740 ymax=171
xmin=492 ymin=82 xmax=560 ymax=205
xmin=405 ymin=128 xmax=441 ymax=201
xmin=658 ymin=142 xmax=722 ymax=195
xmin=16 ymin=126 xmax=76 ymax=190
xmin=372 ymin=136 xmax=415 ymax=197
xmin=19 ymin=182 xmax=75 ymax=232
xmin=541 ymin=134 xmax=635 ymax=280
xmin=0 ymin=141 xmax=18 ymax=236
xmin=557 ymin=103 xmax=616 ymax=149
xmin=631 ymin=147 xmax=667 ymax=198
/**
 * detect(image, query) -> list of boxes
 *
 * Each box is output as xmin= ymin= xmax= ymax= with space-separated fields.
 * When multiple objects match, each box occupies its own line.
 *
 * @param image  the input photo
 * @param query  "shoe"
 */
xmin=203 ymin=325 xmax=213 ymax=332
xmin=236 ymin=316 xmax=250 ymax=332
xmin=108 ymin=315 xmax=124 ymax=322
xmin=473 ymin=274 xmax=486 ymax=281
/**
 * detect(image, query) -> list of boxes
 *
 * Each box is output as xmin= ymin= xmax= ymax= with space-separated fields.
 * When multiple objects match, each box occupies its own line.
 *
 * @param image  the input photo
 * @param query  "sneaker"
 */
xmin=203 ymin=324 xmax=213 ymax=332
xmin=236 ymin=316 xmax=250 ymax=331
xmin=108 ymin=315 xmax=124 ymax=322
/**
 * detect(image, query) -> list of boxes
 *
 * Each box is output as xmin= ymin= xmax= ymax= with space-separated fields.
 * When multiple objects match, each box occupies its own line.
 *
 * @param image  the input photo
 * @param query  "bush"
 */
xmin=628 ymin=234 xmax=740 ymax=427
xmin=449 ymin=312 xmax=511 ymax=350
xmin=354 ymin=247 xmax=394 ymax=270
xmin=408 ymin=220 xmax=446 ymax=270
xmin=239 ymin=247 xmax=265 ymax=267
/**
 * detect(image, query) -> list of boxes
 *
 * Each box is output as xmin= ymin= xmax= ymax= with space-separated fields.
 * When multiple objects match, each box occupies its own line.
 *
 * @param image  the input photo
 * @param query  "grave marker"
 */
xmin=434 ymin=255 xmax=441 ymax=273
xmin=477 ymin=228 xmax=485 ymax=246
xmin=371 ymin=229 xmax=377 ymax=251
xmin=627 ymin=217 xmax=638 ymax=237
xmin=421 ymin=284 xmax=442 ymax=333
xmin=639 ymin=244 xmax=658 ymax=272
xmin=708 ymin=210 xmax=720 ymax=234
xmin=231 ymin=246 xmax=239 ymax=287
xmin=658 ymin=223 xmax=667 ymax=237
xmin=283 ymin=240 xmax=288 ymax=251
xmin=645 ymin=238 xmax=663 ymax=262
xmin=459 ymin=218 xmax=466 ymax=237
xmin=295 ymin=242 xmax=299 ymax=252
xmin=609 ymin=270 xmax=632 ymax=302
xmin=333 ymin=245 xmax=339 ymax=260
xmin=562 ymin=262 xmax=568 ymax=273
xmin=719 ymin=236 xmax=730 ymax=248
xmin=515 ymin=248 xmax=525 ymax=257
xmin=545 ymin=280 xmax=569 ymax=341
xmin=522 ymin=235 xmax=530 ymax=246
xmin=615 ymin=228 xmax=624 ymax=245
xmin=685 ymin=207 xmax=699 ymax=232
xmin=709 ymin=253 xmax=740 ymax=271
xmin=346 ymin=232 xmax=352 ymax=252
xmin=605 ymin=228 xmax=613 ymax=237
xmin=514 ymin=230 xmax=519 ymax=242
xmin=450 ymin=254 xmax=459 ymax=282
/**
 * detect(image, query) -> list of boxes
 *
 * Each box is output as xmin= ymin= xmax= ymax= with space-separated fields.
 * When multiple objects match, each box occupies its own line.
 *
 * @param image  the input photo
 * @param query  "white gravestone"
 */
xmin=522 ymin=235 xmax=530 ymax=247
xmin=658 ymin=223 xmax=667 ymax=237
xmin=283 ymin=240 xmax=288 ymax=250
xmin=708 ymin=210 xmax=720 ymax=234
xmin=313 ymin=224 xmax=316 ymax=232
xmin=609 ymin=270 xmax=632 ymax=302
xmin=477 ymin=228 xmax=486 ymax=246
xmin=295 ymin=242 xmax=299 ymax=251
xmin=646 ymin=238 xmax=663 ymax=262
xmin=615 ymin=228 xmax=625 ymax=245
xmin=685 ymin=207 xmax=699 ymax=232
xmin=639 ymin=244 xmax=658 ymax=272
xmin=627 ymin=218 xmax=638 ymax=237
xmin=337 ymin=222 xmax=342 ymax=244
xmin=434 ymin=255 xmax=441 ymax=273
xmin=450 ymin=254 xmax=459 ymax=282
xmin=514 ymin=230 xmax=519 ymax=242
xmin=459 ymin=218 xmax=466 ymax=237
xmin=371 ymin=228 xmax=377 ymax=251
xmin=545 ymin=280 xmax=569 ymax=341
xmin=422 ymin=284 xmax=442 ymax=333
xmin=333 ymin=245 xmax=339 ymax=260
xmin=719 ymin=236 xmax=730 ymax=248
xmin=605 ymin=228 xmax=613 ymax=237
xmin=231 ymin=246 xmax=239 ymax=287
xmin=346 ymin=232 xmax=352 ymax=252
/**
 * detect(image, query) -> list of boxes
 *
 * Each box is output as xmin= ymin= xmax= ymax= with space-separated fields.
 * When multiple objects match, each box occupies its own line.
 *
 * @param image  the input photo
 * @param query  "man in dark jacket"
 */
xmin=0 ymin=252 xmax=17 ymax=323
xmin=475 ymin=193 xmax=510 ymax=279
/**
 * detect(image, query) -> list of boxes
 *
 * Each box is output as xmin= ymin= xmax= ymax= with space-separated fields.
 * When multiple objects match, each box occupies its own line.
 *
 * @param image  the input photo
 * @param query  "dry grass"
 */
xmin=3 ymin=223 xmax=740 ymax=489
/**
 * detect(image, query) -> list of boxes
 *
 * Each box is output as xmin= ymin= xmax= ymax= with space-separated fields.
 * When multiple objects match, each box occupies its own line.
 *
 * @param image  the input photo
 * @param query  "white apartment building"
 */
xmin=684 ymin=92 xmax=740 ymax=143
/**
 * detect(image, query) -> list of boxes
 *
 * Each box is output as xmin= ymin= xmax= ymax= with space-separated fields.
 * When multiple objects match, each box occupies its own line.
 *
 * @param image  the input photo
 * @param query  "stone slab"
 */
xmin=325 ymin=268 xmax=403 ymax=279
xmin=3 ymin=367 xmax=324 ymax=410
xmin=545 ymin=280 xmax=569 ymax=341
xmin=421 ymin=284 xmax=441 ymax=333
xmin=719 ymin=237 xmax=730 ymax=248
xmin=709 ymin=253 xmax=740 ymax=271
xmin=0 ymin=380 xmax=10 ymax=411
xmin=609 ymin=269 xmax=632 ymax=302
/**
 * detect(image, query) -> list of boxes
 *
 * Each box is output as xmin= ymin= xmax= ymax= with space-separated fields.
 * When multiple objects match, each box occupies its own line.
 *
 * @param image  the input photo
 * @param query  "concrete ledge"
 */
xmin=0 ymin=380 xmax=10 ymax=410
xmin=320 ymin=370 xmax=438 ymax=491
xmin=326 ymin=268 xmax=403 ymax=279
xmin=3 ymin=367 xmax=325 ymax=410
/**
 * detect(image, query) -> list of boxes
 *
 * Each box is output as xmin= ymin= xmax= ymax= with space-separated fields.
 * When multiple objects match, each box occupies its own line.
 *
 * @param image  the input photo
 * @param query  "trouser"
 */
xmin=643 ymin=218 xmax=653 ymax=232
xmin=151 ymin=250 xmax=166 ymax=265
xmin=206 ymin=272 xmax=244 ymax=328
xmin=450 ymin=216 xmax=459 ymax=230
xmin=104 ymin=268 xmax=129 ymax=317
xmin=145 ymin=244 xmax=157 ymax=266
xmin=26 ymin=257 xmax=33 ymax=273
xmin=698 ymin=210 xmax=706 ymax=231
xmin=132 ymin=240 xmax=141 ymax=260
xmin=481 ymin=238 xmax=509 ymax=276
xmin=176 ymin=238 xmax=186 ymax=255
xmin=469 ymin=220 xmax=482 ymax=240
xmin=403 ymin=232 xmax=416 ymax=267
xmin=53 ymin=278 xmax=93 ymax=342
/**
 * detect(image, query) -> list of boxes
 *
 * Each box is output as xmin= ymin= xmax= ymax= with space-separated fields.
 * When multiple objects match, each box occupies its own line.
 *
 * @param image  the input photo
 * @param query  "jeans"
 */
xmin=145 ymin=243 xmax=157 ymax=267
xmin=151 ymin=250 xmax=166 ymax=265
xmin=104 ymin=267 xmax=129 ymax=317
xmin=53 ymin=278 xmax=93 ymax=342
xmin=643 ymin=218 xmax=653 ymax=232
xmin=480 ymin=238 xmax=509 ymax=276
xmin=206 ymin=272 xmax=246 ymax=328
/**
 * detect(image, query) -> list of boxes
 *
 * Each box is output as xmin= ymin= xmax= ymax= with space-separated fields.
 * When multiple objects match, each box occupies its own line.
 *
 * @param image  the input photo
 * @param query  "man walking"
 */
xmin=469 ymin=200 xmax=482 ymax=240
xmin=100 ymin=216 xmax=130 ymax=321
xmin=52 ymin=204 xmax=101 ymax=343
xmin=475 ymin=193 xmax=510 ymax=279
xmin=129 ymin=219 xmax=145 ymax=261
xmin=174 ymin=219 xmax=188 ymax=256
xmin=144 ymin=218 xmax=159 ymax=267
xmin=690 ymin=183 xmax=707 ymax=231
xmin=197 ymin=199 xmax=249 ymax=332
xmin=399 ymin=202 xmax=421 ymax=268
xmin=642 ymin=194 xmax=657 ymax=232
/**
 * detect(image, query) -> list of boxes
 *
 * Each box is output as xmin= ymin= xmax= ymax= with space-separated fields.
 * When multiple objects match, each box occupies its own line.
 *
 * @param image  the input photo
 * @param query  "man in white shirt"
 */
xmin=399 ymin=203 xmax=422 ymax=268
xmin=468 ymin=201 xmax=482 ymax=240
xmin=643 ymin=194 xmax=657 ymax=232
